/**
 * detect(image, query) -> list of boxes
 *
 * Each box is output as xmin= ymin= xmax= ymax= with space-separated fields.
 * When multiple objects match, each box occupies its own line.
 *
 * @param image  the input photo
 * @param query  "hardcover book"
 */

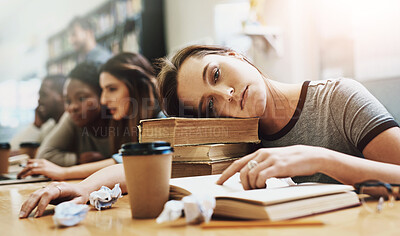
xmin=169 ymin=173 xmax=360 ymax=221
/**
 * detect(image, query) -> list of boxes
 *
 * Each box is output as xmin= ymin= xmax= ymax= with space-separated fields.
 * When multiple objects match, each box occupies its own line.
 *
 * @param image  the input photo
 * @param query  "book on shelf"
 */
xmin=169 ymin=173 xmax=360 ymax=221
xmin=173 ymin=143 xmax=255 ymax=161
xmin=171 ymin=157 xmax=239 ymax=178
xmin=138 ymin=117 xmax=260 ymax=146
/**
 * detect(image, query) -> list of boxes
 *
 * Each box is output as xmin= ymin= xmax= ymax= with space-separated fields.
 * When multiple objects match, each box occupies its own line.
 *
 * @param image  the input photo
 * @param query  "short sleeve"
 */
xmin=112 ymin=153 xmax=123 ymax=164
xmin=329 ymin=78 xmax=398 ymax=152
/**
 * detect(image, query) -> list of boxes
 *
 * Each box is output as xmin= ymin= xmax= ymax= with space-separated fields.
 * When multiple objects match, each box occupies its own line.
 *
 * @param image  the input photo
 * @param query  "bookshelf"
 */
xmin=46 ymin=0 xmax=165 ymax=75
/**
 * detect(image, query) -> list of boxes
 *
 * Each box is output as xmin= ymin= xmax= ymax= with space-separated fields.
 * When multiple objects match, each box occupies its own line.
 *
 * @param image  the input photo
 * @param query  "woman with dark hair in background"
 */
xmin=18 ymin=53 xmax=162 ymax=184
xmin=99 ymin=52 xmax=163 ymax=153
xmin=18 ymin=62 xmax=113 ymax=180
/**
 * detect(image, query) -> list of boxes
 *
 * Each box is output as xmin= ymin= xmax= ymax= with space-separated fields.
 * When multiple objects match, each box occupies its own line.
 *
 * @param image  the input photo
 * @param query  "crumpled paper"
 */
xmin=156 ymin=194 xmax=216 ymax=224
xmin=156 ymin=200 xmax=184 ymax=224
xmin=89 ymin=183 xmax=122 ymax=210
xmin=53 ymin=202 xmax=89 ymax=227
xmin=182 ymin=194 xmax=216 ymax=224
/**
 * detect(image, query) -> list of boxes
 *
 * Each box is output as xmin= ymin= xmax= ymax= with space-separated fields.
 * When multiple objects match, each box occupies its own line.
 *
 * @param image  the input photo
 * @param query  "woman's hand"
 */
xmin=17 ymin=159 xmax=67 ymax=180
xmin=217 ymin=145 xmax=328 ymax=190
xmin=19 ymin=181 xmax=89 ymax=218
xmin=79 ymin=152 xmax=104 ymax=164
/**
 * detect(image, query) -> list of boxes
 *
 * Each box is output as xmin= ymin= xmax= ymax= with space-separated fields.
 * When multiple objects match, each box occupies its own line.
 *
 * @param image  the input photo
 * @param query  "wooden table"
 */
xmin=1 ymin=181 xmax=399 ymax=236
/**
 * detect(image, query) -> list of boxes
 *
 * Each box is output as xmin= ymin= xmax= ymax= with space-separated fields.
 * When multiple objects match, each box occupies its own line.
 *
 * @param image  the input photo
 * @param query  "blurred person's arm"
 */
xmin=36 ymin=113 xmax=78 ymax=166
xmin=18 ymin=158 xmax=116 ymax=180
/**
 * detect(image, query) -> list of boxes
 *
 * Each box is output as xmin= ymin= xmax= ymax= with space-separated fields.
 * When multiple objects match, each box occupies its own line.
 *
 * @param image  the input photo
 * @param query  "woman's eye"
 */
xmin=213 ymin=68 xmax=220 ymax=84
xmin=208 ymin=97 xmax=214 ymax=113
xmin=109 ymin=87 xmax=117 ymax=92
xmin=79 ymin=97 xmax=87 ymax=102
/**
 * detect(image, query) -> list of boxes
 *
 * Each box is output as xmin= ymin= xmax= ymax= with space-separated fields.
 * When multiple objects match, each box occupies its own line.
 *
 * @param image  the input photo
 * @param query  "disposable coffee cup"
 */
xmin=120 ymin=141 xmax=173 ymax=219
xmin=0 ymin=143 xmax=11 ymax=174
xmin=19 ymin=142 xmax=40 ymax=159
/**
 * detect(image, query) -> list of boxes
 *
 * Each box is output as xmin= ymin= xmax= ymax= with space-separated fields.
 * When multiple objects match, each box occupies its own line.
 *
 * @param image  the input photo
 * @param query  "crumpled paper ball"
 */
xmin=89 ymin=183 xmax=122 ymax=210
xmin=53 ymin=202 xmax=89 ymax=227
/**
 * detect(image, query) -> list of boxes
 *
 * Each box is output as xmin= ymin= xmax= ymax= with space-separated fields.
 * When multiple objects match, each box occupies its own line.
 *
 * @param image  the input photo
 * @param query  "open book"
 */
xmin=169 ymin=174 xmax=360 ymax=221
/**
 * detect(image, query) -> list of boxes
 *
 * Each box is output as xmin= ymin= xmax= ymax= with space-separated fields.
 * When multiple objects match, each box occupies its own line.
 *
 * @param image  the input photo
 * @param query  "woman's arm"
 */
xmin=218 ymin=128 xmax=400 ymax=189
xmin=18 ymin=158 xmax=116 ymax=180
xmin=327 ymin=127 xmax=400 ymax=184
xmin=19 ymin=164 xmax=126 ymax=218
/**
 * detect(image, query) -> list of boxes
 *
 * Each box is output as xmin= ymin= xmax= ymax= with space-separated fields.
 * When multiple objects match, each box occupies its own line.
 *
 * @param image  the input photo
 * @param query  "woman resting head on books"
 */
xmin=157 ymin=45 xmax=400 ymax=190
xmin=18 ymin=45 xmax=400 ymax=219
xmin=17 ymin=53 xmax=162 ymax=182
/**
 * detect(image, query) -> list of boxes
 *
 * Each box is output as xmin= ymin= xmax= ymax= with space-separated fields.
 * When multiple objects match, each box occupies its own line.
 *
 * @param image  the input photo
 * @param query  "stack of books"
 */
xmin=138 ymin=117 xmax=260 ymax=178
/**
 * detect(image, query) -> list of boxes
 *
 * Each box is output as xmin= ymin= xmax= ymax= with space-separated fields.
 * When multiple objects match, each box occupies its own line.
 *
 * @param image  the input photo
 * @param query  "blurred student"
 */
xmin=30 ymin=62 xmax=111 ymax=168
xmin=69 ymin=16 xmax=112 ymax=64
xmin=10 ymin=75 xmax=66 ymax=151
xmin=18 ymin=53 xmax=163 ymax=181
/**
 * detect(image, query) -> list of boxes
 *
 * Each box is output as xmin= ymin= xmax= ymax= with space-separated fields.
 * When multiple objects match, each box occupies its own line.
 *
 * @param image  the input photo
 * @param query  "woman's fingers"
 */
xmin=19 ymin=170 xmax=34 ymax=179
xmin=256 ymin=167 xmax=278 ymax=188
xmin=19 ymin=182 xmax=62 ymax=218
xmin=19 ymin=189 xmax=46 ymax=218
xmin=239 ymin=165 xmax=251 ymax=190
xmin=19 ymin=167 xmax=45 ymax=179
xmin=247 ymin=157 xmax=274 ymax=189
xmin=19 ymin=182 xmax=85 ymax=219
xmin=18 ymin=160 xmax=41 ymax=179
xmin=34 ymin=187 xmax=59 ymax=217
xmin=216 ymin=153 xmax=255 ymax=185
xmin=17 ymin=167 xmax=31 ymax=179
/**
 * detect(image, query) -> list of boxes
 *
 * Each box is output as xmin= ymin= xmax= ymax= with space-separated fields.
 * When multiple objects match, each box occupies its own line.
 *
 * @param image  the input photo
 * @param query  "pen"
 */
xmin=201 ymin=219 xmax=324 ymax=229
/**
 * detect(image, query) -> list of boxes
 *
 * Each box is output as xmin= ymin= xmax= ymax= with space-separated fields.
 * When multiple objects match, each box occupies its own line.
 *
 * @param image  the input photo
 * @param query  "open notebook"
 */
xmin=0 ymin=173 xmax=49 ymax=185
xmin=0 ymin=154 xmax=50 ymax=185
xmin=170 ymin=173 xmax=360 ymax=221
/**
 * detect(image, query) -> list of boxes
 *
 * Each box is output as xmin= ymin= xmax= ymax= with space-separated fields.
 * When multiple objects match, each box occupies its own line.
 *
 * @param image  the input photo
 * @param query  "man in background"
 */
xmin=10 ymin=75 xmax=66 ymax=151
xmin=69 ymin=16 xmax=112 ymax=64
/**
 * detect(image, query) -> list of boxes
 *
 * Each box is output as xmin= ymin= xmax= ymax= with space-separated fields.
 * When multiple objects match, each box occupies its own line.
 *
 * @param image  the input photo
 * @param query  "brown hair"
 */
xmin=100 ymin=52 xmax=161 ymax=152
xmin=157 ymin=45 xmax=260 ymax=118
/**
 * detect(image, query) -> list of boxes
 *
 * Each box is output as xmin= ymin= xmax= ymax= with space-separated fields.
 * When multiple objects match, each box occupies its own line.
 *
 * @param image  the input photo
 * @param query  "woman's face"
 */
xmin=177 ymin=53 xmax=267 ymax=118
xmin=99 ymin=72 xmax=130 ymax=121
xmin=64 ymin=79 xmax=101 ymax=127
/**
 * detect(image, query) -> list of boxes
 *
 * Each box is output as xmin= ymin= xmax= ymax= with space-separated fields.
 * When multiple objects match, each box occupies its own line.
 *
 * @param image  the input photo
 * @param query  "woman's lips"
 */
xmin=240 ymin=85 xmax=249 ymax=110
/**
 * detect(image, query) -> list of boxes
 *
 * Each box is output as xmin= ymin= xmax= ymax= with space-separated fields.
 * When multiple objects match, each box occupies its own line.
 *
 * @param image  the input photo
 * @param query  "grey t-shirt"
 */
xmin=260 ymin=78 xmax=398 ymax=184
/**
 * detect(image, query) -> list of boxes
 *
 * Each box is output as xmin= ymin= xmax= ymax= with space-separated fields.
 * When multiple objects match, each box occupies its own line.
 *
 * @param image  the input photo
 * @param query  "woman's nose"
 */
xmin=215 ymin=86 xmax=234 ymax=102
xmin=66 ymin=102 xmax=79 ymax=113
xmin=227 ymin=87 xmax=234 ymax=102
xmin=100 ymin=93 xmax=106 ymax=105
